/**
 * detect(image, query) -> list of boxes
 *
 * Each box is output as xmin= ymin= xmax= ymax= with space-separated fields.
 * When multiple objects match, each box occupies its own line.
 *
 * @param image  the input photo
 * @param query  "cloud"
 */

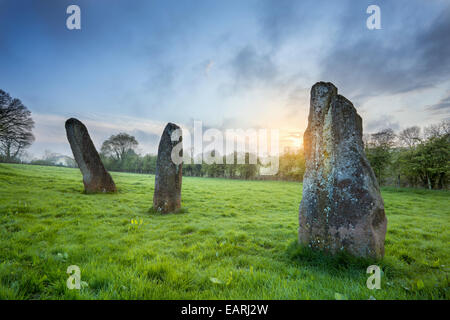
xmin=147 ymin=63 xmax=176 ymax=88
xmin=257 ymin=0 xmax=301 ymax=49
xmin=256 ymin=0 xmax=345 ymax=51
xmin=130 ymin=129 xmax=161 ymax=155
xmin=365 ymin=115 xmax=400 ymax=133
xmin=426 ymin=93 xmax=450 ymax=114
xmin=3 ymin=0 xmax=450 ymax=156
xmin=204 ymin=60 xmax=214 ymax=76
xmin=319 ymin=3 xmax=450 ymax=100
xmin=228 ymin=45 xmax=278 ymax=88
xmin=29 ymin=113 xmax=167 ymax=158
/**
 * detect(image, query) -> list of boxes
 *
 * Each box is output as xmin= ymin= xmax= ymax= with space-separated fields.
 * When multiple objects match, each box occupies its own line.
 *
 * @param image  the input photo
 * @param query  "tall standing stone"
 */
xmin=153 ymin=123 xmax=183 ymax=213
xmin=65 ymin=118 xmax=116 ymax=193
xmin=299 ymin=82 xmax=387 ymax=259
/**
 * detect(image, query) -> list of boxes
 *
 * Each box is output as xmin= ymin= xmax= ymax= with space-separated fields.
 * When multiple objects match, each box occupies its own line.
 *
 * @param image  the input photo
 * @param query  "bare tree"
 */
xmin=369 ymin=128 xmax=396 ymax=148
xmin=398 ymin=126 xmax=421 ymax=148
xmin=0 ymin=90 xmax=35 ymax=161
xmin=100 ymin=132 xmax=138 ymax=161
xmin=424 ymin=120 xmax=450 ymax=139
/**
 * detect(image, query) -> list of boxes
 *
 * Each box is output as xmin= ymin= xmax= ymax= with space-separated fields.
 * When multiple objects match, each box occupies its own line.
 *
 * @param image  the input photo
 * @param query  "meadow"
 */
xmin=0 ymin=163 xmax=448 ymax=300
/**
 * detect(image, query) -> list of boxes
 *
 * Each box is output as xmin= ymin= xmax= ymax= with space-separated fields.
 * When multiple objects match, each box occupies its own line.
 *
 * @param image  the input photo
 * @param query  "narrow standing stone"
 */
xmin=153 ymin=123 xmax=183 ymax=213
xmin=65 ymin=118 xmax=116 ymax=193
xmin=299 ymin=82 xmax=387 ymax=259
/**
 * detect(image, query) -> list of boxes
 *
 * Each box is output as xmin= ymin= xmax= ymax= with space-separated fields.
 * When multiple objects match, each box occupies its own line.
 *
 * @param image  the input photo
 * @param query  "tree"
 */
xmin=225 ymin=152 xmax=238 ymax=179
xmin=238 ymin=152 xmax=259 ymax=180
xmin=398 ymin=128 xmax=449 ymax=189
xmin=365 ymin=128 xmax=396 ymax=185
xmin=203 ymin=150 xmax=226 ymax=178
xmin=121 ymin=149 xmax=142 ymax=173
xmin=398 ymin=126 xmax=421 ymax=148
xmin=277 ymin=149 xmax=306 ymax=181
xmin=424 ymin=120 xmax=450 ymax=139
xmin=142 ymin=154 xmax=157 ymax=174
xmin=100 ymin=133 xmax=138 ymax=161
xmin=369 ymin=128 xmax=396 ymax=149
xmin=0 ymin=90 xmax=35 ymax=162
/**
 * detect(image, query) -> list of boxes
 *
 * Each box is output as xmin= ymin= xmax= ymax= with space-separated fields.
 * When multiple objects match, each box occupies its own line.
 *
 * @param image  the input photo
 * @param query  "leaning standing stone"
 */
xmin=299 ymin=82 xmax=387 ymax=259
xmin=65 ymin=118 xmax=116 ymax=193
xmin=153 ymin=123 xmax=183 ymax=213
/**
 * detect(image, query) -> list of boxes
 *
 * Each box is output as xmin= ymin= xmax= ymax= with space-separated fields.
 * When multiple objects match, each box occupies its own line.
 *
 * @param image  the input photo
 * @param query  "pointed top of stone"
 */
xmin=65 ymin=117 xmax=83 ymax=127
xmin=312 ymin=81 xmax=337 ymax=91
xmin=163 ymin=122 xmax=181 ymax=135
xmin=299 ymin=82 xmax=387 ymax=259
xmin=310 ymin=82 xmax=338 ymax=115
xmin=65 ymin=117 xmax=116 ymax=193
xmin=153 ymin=122 xmax=183 ymax=213
xmin=311 ymin=82 xmax=337 ymax=97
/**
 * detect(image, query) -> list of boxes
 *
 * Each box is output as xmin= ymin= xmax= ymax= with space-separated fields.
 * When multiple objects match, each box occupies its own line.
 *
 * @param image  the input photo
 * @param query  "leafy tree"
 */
xmin=203 ymin=150 xmax=226 ymax=178
xmin=142 ymin=154 xmax=157 ymax=174
xmin=192 ymin=164 xmax=203 ymax=177
xmin=121 ymin=149 xmax=141 ymax=173
xmin=365 ymin=128 xmax=396 ymax=185
xmin=0 ymin=90 xmax=35 ymax=162
xmin=238 ymin=152 xmax=258 ymax=180
xmin=225 ymin=152 xmax=238 ymax=179
xmin=398 ymin=133 xmax=449 ymax=189
xmin=100 ymin=133 xmax=138 ymax=161
xmin=277 ymin=149 xmax=305 ymax=181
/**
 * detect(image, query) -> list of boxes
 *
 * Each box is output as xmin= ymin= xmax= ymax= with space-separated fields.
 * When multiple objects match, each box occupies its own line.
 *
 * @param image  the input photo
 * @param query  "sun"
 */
xmin=290 ymin=136 xmax=303 ymax=148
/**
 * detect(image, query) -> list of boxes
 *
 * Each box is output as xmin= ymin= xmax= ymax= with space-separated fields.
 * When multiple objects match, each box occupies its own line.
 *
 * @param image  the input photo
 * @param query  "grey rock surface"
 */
xmin=65 ymin=118 xmax=116 ymax=193
xmin=153 ymin=123 xmax=183 ymax=213
xmin=299 ymin=82 xmax=387 ymax=259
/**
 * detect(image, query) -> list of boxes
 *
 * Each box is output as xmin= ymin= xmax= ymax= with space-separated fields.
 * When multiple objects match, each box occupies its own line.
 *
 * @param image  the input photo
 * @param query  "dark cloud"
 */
xmin=365 ymin=115 xmax=400 ymax=133
xmin=131 ymin=129 xmax=161 ymax=155
xmin=320 ymin=3 xmax=450 ymax=100
xmin=426 ymin=94 xmax=450 ymax=114
xmin=285 ymin=85 xmax=310 ymax=116
xmin=258 ymin=0 xmax=303 ymax=49
xmin=257 ymin=0 xmax=345 ymax=51
xmin=228 ymin=45 xmax=278 ymax=88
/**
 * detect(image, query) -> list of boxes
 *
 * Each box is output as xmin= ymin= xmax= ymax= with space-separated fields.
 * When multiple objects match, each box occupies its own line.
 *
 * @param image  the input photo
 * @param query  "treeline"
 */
xmin=2 ymin=88 xmax=447 ymax=188
xmin=183 ymin=151 xmax=305 ymax=181
xmin=28 ymin=150 xmax=77 ymax=168
xmin=7 ymin=115 xmax=448 ymax=188
xmin=364 ymin=120 xmax=449 ymax=189
xmin=96 ymin=120 xmax=449 ymax=189
xmin=96 ymin=131 xmax=306 ymax=181
xmin=99 ymin=149 xmax=305 ymax=181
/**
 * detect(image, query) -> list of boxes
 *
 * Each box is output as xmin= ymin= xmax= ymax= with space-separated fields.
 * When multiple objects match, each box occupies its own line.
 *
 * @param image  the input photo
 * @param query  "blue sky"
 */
xmin=0 ymin=0 xmax=449 ymax=158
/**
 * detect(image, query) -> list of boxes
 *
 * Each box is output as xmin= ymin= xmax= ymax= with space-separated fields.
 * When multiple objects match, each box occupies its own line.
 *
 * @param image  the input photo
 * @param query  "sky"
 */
xmin=0 ymin=0 xmax=449 ymax=159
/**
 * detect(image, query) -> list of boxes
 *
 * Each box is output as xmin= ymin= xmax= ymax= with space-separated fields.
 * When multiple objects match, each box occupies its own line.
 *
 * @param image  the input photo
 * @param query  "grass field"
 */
xmin=0 ymin=163 xmax=448 ymax=300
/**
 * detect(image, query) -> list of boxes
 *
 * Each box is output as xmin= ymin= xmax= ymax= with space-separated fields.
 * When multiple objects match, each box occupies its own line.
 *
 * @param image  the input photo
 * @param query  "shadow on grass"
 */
xmin=286 ymin=240 xmax=390 ymax=278
xmin=147 ymin=207 xmax=189 ymax=215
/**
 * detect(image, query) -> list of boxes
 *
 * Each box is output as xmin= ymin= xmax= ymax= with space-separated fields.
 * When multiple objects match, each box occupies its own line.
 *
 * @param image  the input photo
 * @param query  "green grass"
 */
xmin=0 ymin=163 xmax=448 ymax=300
